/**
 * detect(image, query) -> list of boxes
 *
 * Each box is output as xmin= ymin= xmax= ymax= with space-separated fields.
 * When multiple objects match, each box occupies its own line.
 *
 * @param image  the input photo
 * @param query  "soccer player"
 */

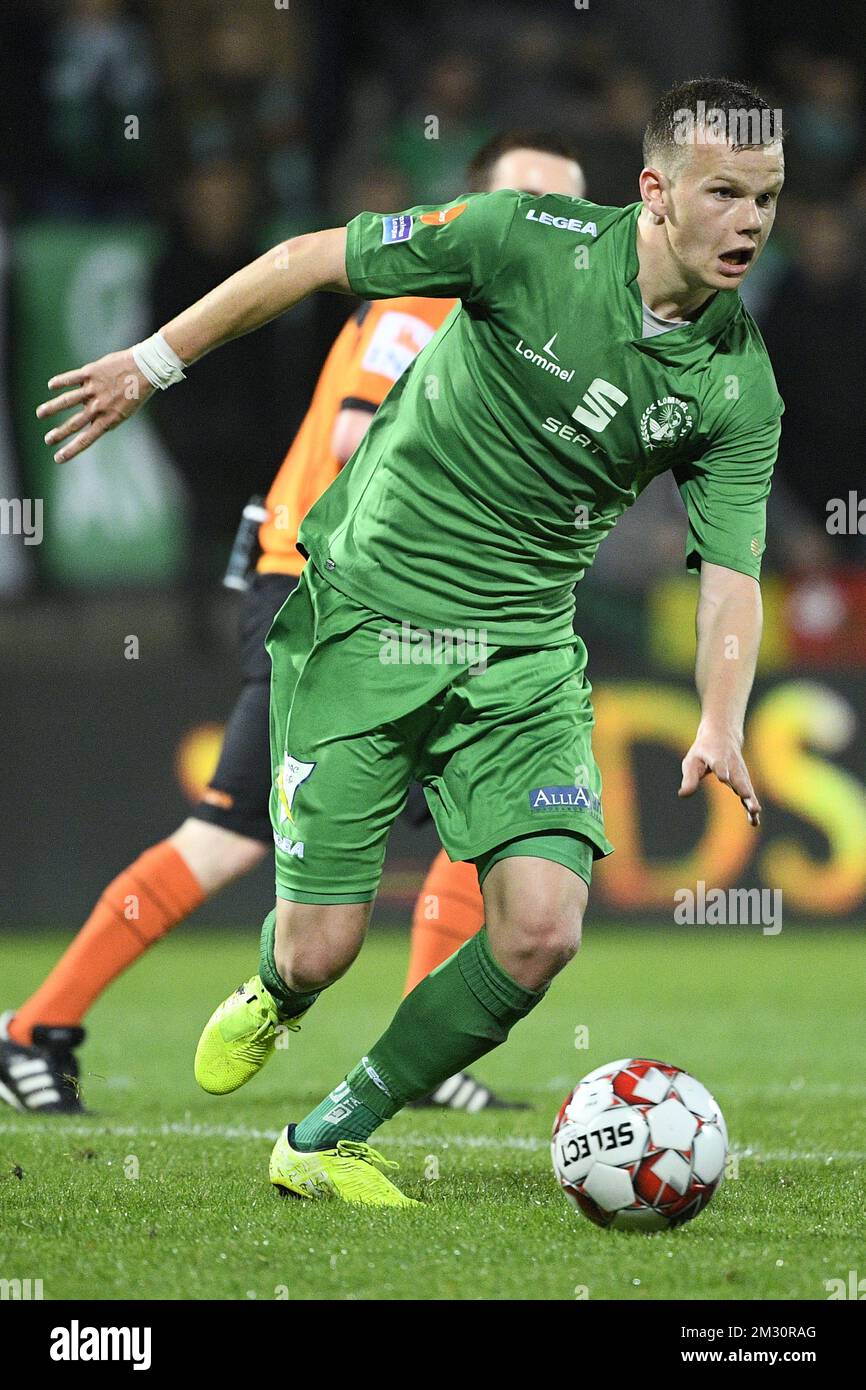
xmin=0 ymin=132 xmax=584 ymax=1115
xmin=34 ymin=77 xmax=783 ymax=1207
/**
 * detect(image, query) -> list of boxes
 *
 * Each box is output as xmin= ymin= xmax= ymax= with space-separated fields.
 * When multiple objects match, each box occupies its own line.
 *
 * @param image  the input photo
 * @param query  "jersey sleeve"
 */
xmin=673 ymin=414 xmax=781 ymax=580
xmin=344 ymin=191 xmax=520 ymax=305
xmin=339 ymin=303 xmax=443 ymax=412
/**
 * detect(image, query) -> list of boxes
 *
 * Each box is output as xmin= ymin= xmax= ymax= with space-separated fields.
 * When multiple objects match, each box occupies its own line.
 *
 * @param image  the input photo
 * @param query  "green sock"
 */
xmin=258 ymin=909 xmax=321 ymax=1021
xmin=292 ymin=1082 xmax=383 ymax=1150
xmin=293 ymin=927 xmax=545 ymax=1150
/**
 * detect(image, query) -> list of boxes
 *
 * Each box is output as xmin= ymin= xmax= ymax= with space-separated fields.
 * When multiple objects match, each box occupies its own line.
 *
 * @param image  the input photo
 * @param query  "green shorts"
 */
xmin=266 ymin=562 xmax=613 ymax=903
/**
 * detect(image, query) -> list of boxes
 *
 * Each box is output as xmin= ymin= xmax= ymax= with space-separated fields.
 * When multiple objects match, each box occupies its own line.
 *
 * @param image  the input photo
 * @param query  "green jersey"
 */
xmin=297 ymin=190 xmax=783 ymax=647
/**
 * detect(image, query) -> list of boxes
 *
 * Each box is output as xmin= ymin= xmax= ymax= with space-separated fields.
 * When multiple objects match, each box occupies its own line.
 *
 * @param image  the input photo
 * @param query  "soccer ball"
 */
xmin=551 ymin=1057 xmax=728 ymax=1231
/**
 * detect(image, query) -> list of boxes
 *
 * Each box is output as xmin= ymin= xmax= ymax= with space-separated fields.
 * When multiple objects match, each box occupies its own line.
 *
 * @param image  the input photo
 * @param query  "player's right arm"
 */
xmin=37 ymin=191 xmax=517 ymax=465
xmin=36 ymin=228 xmax=350 ymax=463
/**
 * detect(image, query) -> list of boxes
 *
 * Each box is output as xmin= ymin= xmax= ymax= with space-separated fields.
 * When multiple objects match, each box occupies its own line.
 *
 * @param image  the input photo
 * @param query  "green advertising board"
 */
xmin=13 ymin=222 xmax=187 ymax=585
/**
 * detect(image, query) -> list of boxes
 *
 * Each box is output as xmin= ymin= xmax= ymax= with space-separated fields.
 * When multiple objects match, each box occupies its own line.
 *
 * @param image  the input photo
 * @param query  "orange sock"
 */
xmin=9 ymin=841 xmax=205 ymax=1044
xmin=402 ymin=849 xmax=485 ymax=996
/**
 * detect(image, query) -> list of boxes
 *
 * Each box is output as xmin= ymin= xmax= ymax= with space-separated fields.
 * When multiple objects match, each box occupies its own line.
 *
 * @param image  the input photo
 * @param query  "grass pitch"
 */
xmin=0 ymin=925 xmax=863 ymax=1301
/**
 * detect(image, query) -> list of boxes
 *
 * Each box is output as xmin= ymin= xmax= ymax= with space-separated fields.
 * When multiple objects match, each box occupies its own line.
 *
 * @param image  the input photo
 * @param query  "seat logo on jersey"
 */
xmin=382 ymin=214 xmax=413 ymax=244
xmin=525 ymin=208 xmax=598 ymax=236
xmin=419 ymin=203 xmax=468 ymax=226
xmin=276 ymin=753 xmax=316 ymax=825
xmin=639 ymin=396 xmax=694 ymax=450
xmin=571 ymin=377 xmax=629 ymax=432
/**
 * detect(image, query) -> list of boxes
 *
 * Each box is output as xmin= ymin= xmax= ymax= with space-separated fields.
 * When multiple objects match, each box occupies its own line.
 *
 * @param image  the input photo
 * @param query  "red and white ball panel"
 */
xmin=647 ymin=1096 xmax=699 ymax=1150
xmin=691 ymin=1121 xmax=727 ymax=1184
xmin=581 ymin=1161 xmax=635 ymax=1212
xmin=671 ymin=1068 xmax=720 ymax=1119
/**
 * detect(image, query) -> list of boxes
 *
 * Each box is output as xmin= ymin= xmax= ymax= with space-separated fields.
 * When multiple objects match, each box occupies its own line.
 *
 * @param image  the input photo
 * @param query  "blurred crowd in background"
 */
xmin=1 ymin=0 xmax=865 ymax=603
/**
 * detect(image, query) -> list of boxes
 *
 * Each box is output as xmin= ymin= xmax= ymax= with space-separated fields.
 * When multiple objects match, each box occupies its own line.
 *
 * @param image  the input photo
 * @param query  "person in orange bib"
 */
xmin=0 ymin=131 xmax=585 ymax=1115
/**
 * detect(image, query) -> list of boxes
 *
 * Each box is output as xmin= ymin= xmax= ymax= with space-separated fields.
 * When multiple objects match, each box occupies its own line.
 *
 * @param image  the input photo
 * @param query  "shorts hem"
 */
xmin=446 ymin=820 xmax=614 ymax=866
xmin=275 ymin=887 xmax=378 ymax=905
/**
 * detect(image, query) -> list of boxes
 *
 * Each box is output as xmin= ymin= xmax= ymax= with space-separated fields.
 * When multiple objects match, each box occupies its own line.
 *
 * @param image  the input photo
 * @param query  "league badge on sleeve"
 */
xmin=382 ymin=213 xmax=414 ymax=244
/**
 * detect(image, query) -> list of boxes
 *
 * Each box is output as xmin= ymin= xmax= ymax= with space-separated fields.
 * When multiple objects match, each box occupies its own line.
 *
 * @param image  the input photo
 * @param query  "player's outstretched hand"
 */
xmin=36 ymin=349 xmax=154 ymax=463
xmin=678 ymin=729 xmax=761 ymax=827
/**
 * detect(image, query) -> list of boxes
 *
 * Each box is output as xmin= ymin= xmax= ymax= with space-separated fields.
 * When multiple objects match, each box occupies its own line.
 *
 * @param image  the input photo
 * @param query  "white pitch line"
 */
xmin=0 ymin=1119 xmax=862 ymax=1162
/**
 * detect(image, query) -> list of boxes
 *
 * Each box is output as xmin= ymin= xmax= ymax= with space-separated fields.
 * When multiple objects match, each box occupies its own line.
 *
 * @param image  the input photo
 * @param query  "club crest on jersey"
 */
xmin=529 ymin=785 xmax=602 ymax=817
xmin=419 ymin=202 xmax=468 ymax=226
xmin=639 ymin=397 xmax=694 ymax=450
xmin=276 ymin=753 xmax=316 ymax=825
xmin=382 ymin=214 xmax=413 ymax=244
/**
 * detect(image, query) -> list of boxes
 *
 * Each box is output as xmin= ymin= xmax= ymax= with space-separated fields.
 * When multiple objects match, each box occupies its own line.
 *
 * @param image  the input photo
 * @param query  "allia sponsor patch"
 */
xmin=529 ymin=785 xmax=602 ymax=817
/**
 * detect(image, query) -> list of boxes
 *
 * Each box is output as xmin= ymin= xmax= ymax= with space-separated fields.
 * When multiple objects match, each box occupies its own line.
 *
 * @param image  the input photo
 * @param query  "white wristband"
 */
xmin=131 ymin=332 xmax=188 ymax=390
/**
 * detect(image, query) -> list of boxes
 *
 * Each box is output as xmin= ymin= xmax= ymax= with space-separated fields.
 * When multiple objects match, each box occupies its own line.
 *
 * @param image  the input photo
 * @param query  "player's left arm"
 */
xmin=679 ymin=561 xmax=762 ymax=826
xmin=673 ymin=398 xmax=783 ymax=827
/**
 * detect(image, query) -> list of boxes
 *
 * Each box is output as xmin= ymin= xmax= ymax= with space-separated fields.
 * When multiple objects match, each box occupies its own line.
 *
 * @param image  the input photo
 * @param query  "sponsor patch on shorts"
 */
xmin=529 ymin=785 xmax=602 ymax=817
